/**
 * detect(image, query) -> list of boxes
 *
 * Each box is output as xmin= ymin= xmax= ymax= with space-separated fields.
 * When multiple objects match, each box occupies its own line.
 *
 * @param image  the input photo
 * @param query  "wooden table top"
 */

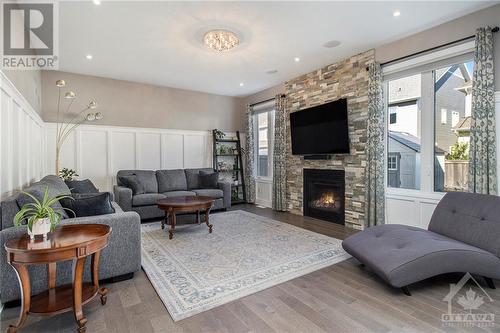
xmin=5 ymin=224 xmax=111 ymax=254
xmin=157 ymin=195 xmax=215 ymax=208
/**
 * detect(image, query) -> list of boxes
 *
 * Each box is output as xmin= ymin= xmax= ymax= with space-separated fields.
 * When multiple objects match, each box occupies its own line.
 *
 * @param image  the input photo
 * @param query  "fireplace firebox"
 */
xmin=303 ymin=169 xmax=345 ymax=225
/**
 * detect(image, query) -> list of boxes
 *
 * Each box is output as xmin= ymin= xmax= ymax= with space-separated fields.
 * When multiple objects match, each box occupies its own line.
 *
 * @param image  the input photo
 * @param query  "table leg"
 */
xmin=196 ymin=210 xmax=201 ymax=224
xmin=205 ymin=208 xmax=213 ymax=233
xmin=7 ymin=263 xmax=30 ymax=333
xmin=48 ymin=262 xmax=57 ymax=289
xmin=161 ymin=211 xmax=168 ymax=230
xmin=169 ymin=211 xmax=176 ymax=239
xmin=91 ymin=251 xmax=108 ymax=306
xmin=73 ymin=257 xmax=88 ymax=333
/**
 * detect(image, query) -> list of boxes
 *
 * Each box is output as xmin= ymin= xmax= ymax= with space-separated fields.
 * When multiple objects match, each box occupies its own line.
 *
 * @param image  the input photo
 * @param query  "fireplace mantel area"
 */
xmin=285 ymin=50 xmax=373 ymax=230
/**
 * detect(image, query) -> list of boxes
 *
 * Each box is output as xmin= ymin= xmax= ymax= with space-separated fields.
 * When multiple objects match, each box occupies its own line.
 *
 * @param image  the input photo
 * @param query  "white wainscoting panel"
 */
xmin=256 ymin=179 xmax=272 ymax=208
xmin=46 ymin=124 xmax=213 ymax=192
xmin=0 ymin=71 xmax=45 ymax=199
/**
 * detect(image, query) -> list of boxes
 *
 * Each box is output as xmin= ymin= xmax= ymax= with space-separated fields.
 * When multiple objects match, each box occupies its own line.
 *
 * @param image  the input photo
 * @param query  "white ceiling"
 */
xmin=59 ymin=1 xmax=496 ymax=97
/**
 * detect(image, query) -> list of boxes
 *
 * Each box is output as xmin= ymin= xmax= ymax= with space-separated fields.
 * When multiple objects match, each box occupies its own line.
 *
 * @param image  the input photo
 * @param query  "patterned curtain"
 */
xmin=468 ymin=27 xmax=497 ymax=195
xmin=365 ymin=62 xmax=385 ymax=227
xmin=244 ymin=104 xmax=256 ymax=203
xmin=272 ymin=95 xmax=287 ymax=211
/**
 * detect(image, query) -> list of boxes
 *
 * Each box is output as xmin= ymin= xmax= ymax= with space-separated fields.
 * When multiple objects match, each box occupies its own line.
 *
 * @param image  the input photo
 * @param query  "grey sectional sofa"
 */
xmin=0 ymin=175 xmax=142 ymax=303
xmin=113 ymin=168 xmax=231 ymax=220
xmin=342 ymin=192 xmax=500 ymax=295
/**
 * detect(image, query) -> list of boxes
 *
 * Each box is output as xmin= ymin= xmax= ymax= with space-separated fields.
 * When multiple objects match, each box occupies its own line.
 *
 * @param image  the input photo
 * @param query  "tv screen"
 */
xmin=290 ymin=98 xmax=349 ymax=155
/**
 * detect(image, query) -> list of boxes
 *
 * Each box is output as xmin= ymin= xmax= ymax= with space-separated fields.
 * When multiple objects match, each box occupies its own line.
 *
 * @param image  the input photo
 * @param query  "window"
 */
xmin=434 ymin=60 xmax=473 ymax=192
xmin=385 ymin=55 xmax=473 ymax=193
xmin=387 ymin=74 xmax=421 ymax=190
xmin=441 ymin=109 xmax=447 ymax=124
xmin=388 ymin=155 xmax=398 ymax=170
xmin=254 ymin=109 xmax=275 ymax=178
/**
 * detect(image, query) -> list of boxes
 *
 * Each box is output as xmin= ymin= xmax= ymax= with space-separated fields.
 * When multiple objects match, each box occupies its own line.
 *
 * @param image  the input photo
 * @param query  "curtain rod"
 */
xmin=249 ymin=94 xmax=286 ymax=107
xmin=365 ymin=26 xmax=499 ymax=71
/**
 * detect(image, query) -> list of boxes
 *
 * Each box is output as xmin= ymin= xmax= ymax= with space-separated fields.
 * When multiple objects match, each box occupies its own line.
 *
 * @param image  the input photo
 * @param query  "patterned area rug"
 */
xmin=141 ymin=210 xmax=350 ymax=321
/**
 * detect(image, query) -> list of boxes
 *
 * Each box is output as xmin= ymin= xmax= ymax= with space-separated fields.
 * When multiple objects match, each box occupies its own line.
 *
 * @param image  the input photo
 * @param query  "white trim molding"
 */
xmin=0 ymin=71 xmax=46 ymax=199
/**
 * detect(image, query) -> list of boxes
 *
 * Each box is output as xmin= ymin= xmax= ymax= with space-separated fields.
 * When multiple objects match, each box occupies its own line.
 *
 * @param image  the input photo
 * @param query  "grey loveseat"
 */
xmin=0 ymin=175 xmax=141 ymax=303
xmin=342 ymin=192 xmax=500 ymax=295
xmin=113 ymin=168 xmax=231 ymax=220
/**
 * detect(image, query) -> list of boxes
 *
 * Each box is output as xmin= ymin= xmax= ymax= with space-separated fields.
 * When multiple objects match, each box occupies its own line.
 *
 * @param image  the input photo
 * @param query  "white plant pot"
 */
xmin=28 ymin=218 xmax=51 ymax=240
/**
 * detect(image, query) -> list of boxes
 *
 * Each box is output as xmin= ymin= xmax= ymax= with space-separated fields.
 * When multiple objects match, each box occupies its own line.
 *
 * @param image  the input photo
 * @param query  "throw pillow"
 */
xmin=60 ymin=192 xmax=115 ymax=218
xmin=118 ymin=175 xmax=145 ymax=195
xmin=17 ymin=186 xmax=69 ymax=219
xmin=65 ymin=179 xmax=99 ymax=194
xmin=199 ymin=171 xmax=219 ymax=189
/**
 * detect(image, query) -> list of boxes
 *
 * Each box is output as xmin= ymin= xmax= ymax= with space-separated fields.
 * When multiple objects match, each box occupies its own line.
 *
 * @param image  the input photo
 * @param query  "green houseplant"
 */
xmin=14 ymin=187 xmax=73 ymax=240
xmin=58 ymin=167 xmax=79 ymax=181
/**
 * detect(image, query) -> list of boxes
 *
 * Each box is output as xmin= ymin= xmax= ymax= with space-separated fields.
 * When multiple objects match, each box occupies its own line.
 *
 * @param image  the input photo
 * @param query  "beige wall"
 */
xmin=376 ymin=4 xmax=500 ymax=89
xmin=243 ymin=84 xmax=285 ymax=106
xmin=41 ymin=71 xmax=245 ymax=131
xmin=2 ymin=70 xmax=42 ymax=114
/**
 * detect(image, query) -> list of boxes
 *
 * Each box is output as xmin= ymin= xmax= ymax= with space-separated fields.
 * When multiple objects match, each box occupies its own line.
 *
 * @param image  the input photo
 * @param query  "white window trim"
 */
xmin=383 ymin=42 xmax=474 ymax=199
xmin=387 ymin=155 xmax=398 ymax=171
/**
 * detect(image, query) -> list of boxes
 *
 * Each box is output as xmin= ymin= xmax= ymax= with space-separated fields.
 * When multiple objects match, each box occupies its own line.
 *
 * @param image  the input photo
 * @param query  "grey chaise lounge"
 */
xmin=114 ymin=168 xmax=232 ymax=220
xmin=342 ymin=192 xmax=500 ymax=295
xmin=0 ymin=175 xmax=142 ymax=303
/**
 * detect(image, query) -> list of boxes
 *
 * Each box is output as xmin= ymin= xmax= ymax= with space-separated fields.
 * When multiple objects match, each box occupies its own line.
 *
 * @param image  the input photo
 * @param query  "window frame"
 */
xmin=383 ymin=43 xmax=474 ymax=198
xmin=253 ymin=109 xmax=275 ymax=181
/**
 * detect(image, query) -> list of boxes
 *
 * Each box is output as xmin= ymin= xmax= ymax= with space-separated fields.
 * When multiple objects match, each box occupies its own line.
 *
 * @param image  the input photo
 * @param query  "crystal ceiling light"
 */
xmin=203 ymin=29 xmax=239 ymax=52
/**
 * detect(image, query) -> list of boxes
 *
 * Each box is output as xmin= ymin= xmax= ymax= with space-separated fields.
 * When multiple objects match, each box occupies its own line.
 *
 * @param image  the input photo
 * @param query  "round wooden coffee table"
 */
xmin=157 ymin=196 xmax=215 ymax=239
xmin=4 ymin=224 xmax=111 ymax=333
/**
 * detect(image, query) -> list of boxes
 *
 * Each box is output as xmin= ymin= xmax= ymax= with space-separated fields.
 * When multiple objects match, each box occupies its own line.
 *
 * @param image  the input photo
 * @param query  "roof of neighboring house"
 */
xmin=389 ymin=131 xmax=446 ymax=154
xmin=454 ymin=116 xmax=471 ymax=132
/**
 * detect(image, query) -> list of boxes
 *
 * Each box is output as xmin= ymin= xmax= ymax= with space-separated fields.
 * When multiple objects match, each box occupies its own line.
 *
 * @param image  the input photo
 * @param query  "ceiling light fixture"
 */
xmin=294 ymin=57 xmax=300 ymax=62
xmin=203 ymin=29 xmax=239 ymax=52
xmin=86 ymin=54 xmax=93 ymax=60
xmin=93 ymin=0 xmax=101 ymax=5
xmin=239 ymin=82 xmax=244 ymax=87
xmin=323 ymin=40 xmax=341 ymax=48
xmin=393 ymin=10 xmax=401 ymax=17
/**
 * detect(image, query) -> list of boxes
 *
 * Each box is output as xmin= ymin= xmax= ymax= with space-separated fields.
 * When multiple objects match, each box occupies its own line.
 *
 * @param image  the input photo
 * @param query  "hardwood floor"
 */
xmin=2 ymin=205 xmax=499 ymax=333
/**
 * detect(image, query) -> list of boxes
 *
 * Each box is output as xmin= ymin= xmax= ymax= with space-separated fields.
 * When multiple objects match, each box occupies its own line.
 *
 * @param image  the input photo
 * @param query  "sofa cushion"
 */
xmin=60 ymin=193 xmax=115 ymax=218
xmin=65 ymin=179 xmax=99 ymax=194
xmin=163 ymin=191 xmax=196 ymax=198
xmin=119 ymin=175 xmax=145 ymax=195
xmin=117 ymin=170 xmax=158 ymax=193
xmin=185 ymin=168 xmax=214 ymax=190
xmin=199 ymin=171 xmax=219 ymax=189
xmin=40 ymin=175 xmax=71 ymax=196
xmin=192 ymin=189 xmax=223 ymax=199
xmin=132 ymin=193 xmax=166 ymax=207
xmin=156 ymin=169 xmax=187 ymax=192
xmin=342 ymin=224 xmax=500 ymax=287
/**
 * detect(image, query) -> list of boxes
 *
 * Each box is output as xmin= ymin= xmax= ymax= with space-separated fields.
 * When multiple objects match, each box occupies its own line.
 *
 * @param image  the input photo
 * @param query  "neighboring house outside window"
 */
xmin=254 ymin=110 xmax=275 ymax=179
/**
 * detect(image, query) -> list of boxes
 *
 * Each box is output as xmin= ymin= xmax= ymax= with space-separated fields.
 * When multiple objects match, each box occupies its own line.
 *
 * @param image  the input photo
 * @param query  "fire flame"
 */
xmin=312 ymin=192 xmax=338 ymax=209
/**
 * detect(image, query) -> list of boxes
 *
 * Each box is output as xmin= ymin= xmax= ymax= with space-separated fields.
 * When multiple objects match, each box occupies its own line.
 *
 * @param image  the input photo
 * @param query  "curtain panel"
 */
xmin=468 ymin=27 xmax=497 ymax=195
xmin=272 ymin=95 xmax=287 ymax=211
xmin=244 ymin=104 xmax=256 ymax=203
xmin=365 ymin=62 xmax=386 ymax=227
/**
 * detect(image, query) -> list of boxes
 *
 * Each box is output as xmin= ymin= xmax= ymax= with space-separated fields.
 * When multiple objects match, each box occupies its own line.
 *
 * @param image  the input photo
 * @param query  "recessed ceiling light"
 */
xmin=393 ymin=10 xmax=401 ymax=17
xmin=239 ymin=82 xmax=244 ymax=87
xmin=266 ymin=69 xmax=278 ymax=74
xmin=294 ymin=57 xmax=300 ymax=62
xmin=323 ymin=40 xmax=341 ymax=48
xmin=93 ymin=0 xmax=101 ymax=5
xmin=86 ymin=54 xmax=93 ymax=60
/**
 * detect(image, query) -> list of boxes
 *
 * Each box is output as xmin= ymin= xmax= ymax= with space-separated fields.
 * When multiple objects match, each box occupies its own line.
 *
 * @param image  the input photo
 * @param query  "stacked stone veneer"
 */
xmin=285 ymin=50 xmax=374 ymax=230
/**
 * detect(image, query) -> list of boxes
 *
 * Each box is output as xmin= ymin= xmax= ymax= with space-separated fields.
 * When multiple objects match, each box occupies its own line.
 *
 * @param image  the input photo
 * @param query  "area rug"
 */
xmin=140 ymin=210 xmax=350 ymax=321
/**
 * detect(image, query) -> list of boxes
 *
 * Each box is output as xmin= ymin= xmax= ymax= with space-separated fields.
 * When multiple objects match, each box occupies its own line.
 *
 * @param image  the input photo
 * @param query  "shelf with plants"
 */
xmin=212 ymin=129 xmax=246 ymax=205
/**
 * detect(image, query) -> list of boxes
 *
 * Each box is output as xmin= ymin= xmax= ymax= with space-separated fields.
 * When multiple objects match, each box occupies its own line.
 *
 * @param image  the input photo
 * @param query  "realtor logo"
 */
xmin=1 ymin=1 xmax=58 ymax=70
xmin=442 ymin=273 xmax=495 ymax=328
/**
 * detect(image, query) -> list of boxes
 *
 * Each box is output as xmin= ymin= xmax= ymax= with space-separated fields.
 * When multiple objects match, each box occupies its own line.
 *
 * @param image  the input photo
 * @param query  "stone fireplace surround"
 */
xmin=285 ymin=50 xmax=374 ymax=230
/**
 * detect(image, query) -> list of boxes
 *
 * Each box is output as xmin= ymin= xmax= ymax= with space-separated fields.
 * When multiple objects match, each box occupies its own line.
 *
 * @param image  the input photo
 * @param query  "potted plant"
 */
xmin=14 ymin=187 xmax=73 ymax=240
xmin=59 ymin=167 xmax=79 ymax=181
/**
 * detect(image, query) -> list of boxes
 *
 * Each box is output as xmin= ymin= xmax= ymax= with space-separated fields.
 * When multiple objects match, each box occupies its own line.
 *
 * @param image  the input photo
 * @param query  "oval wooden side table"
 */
xmin=4 ymin=224 xmax=111 ymax=333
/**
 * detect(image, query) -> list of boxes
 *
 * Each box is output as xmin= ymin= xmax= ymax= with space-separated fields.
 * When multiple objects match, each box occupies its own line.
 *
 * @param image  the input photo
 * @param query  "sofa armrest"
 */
xmin=218 ymin=181 xmax=232 ymax=209
xmin=114 ymin=185 xmax=132 ymax=211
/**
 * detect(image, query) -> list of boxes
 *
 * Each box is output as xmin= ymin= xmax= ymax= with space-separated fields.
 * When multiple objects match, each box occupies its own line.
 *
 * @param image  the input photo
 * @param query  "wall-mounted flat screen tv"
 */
xmin=290 ymin=98 xmax=349 ymax=155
